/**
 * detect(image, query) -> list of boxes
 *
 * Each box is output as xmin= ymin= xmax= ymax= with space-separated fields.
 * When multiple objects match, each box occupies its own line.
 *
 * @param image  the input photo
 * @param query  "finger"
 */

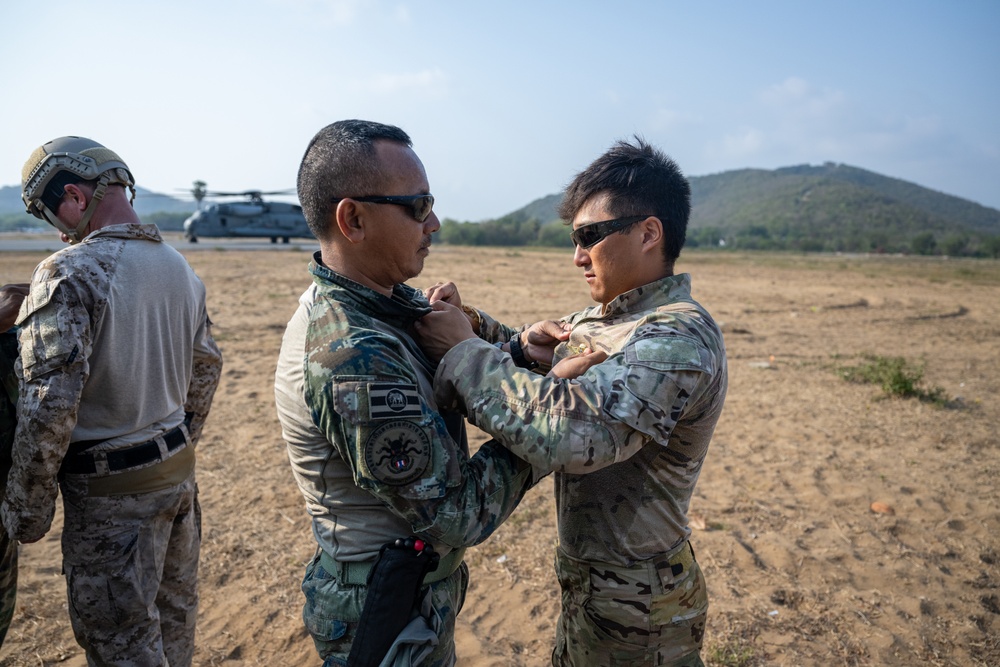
xmin=430 ymin=299 xmax=459 ymax=313
xmin=542 ymin=320 xmax=571 ymax=340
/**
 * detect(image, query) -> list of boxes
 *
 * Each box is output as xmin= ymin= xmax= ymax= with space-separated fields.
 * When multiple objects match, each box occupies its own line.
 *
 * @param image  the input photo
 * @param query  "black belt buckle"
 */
xmin=62 ymin=425 xmax=187 ymax=476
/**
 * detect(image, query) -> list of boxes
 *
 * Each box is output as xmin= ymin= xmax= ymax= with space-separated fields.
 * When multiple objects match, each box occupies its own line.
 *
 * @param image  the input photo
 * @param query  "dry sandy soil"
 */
xmin=0 ymin=243 xmax=998 ymax=666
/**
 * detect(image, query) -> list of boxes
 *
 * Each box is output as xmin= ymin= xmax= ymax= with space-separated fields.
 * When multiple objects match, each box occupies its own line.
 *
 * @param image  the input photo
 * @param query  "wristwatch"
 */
xmin=508 ymin=332 xmax=538 ymax=370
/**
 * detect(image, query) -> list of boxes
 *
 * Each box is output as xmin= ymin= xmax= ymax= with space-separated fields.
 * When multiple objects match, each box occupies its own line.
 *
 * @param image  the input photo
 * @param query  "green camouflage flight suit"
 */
xmin=0 ymin=328 xmax=19 ymax=648
xmin=275 ymin=256 xmax=537 ymax=667
xmin=0 ymin=223 xmax=223 ymax=666
xmin=434 ymin=274 xmax=728 ymax=667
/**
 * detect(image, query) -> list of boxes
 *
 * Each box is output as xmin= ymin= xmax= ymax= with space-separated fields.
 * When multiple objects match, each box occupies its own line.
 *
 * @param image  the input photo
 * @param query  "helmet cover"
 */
xmin=21 ymin=136 xmax=135 ymax=241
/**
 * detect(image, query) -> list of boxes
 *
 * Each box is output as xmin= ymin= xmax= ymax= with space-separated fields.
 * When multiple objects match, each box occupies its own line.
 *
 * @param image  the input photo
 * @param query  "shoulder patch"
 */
xmin=368 ymin=382 xmax=422 ymax=419
xmin=363 ymin=420 xmax=431 ymax=486
xmin=627 ymin=334 xmax=706 ymax=371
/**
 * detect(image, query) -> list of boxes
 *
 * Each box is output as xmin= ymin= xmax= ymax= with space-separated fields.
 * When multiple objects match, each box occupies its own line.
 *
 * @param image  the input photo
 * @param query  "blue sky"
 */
xmin=1 ymin=1 xmax=996 ymax=221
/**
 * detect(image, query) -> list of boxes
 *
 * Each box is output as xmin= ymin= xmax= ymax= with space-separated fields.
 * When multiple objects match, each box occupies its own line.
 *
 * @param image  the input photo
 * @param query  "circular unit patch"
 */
xmin=364 ymin=420 xmax=431 ymax=486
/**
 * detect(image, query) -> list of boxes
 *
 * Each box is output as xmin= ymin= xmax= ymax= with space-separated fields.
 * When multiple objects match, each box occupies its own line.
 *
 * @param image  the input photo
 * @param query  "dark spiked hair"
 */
xmin=559 ymin=136 xmax=690 ymax=264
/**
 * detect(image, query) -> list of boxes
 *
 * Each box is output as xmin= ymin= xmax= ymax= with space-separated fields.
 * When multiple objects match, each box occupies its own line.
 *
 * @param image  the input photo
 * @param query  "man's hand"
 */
xmin=414 ymin=300 xmax=478 ymax=361
xmin=425 ymin=281 xmax=462 ymax=307
xmin=547 ymin=349 xmax=608 ymax=380
xmin=522 ymin=320 xmax=572 ymax=367
xmin=0 ymin=283 xmax=29 ymax=331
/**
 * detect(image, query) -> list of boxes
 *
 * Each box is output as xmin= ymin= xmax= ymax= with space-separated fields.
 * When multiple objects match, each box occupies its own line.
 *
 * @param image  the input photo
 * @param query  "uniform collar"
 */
xmin=601 ymin=273 xmax=693 ymax=317
xmin=80 ymin=223 xmax=163 ymax=243
xmin=308 ymin=252 xmax=432 ymax=328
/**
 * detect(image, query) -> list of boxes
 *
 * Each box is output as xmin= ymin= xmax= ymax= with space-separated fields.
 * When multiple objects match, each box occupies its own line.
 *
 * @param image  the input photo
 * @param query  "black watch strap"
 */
xmin=509 ymin=333 xmax=538 ymax=370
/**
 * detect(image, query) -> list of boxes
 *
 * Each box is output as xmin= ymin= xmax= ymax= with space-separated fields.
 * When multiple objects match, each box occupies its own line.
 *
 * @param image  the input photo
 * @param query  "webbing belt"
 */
xmin=320 ymin=546 xmax=465 ymax=586
xmin=62 ymin=424 xmax=188 ymax=476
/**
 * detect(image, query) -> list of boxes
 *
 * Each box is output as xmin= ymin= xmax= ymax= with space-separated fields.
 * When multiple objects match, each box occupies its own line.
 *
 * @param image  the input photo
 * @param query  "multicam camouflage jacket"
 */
xmin=434 ymin=274 xmax=728 ymax=566
xmin=279 ymin=257 xmax=534 ymax=561
xmin=1 ymin=224 xmax=222 ymax=543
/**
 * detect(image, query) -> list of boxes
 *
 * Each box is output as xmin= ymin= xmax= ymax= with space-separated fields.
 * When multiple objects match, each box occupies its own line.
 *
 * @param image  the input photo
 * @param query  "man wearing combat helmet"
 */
xmin=3 ymin=136 xmax=223 ymax=665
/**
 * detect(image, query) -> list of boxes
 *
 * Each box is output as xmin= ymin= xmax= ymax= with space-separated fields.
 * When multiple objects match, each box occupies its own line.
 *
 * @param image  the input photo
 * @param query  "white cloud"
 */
xmin=261 ymin=0 xmax=373 ymax=25
xmin=703 ymin=128 xmax=766 ymax=161
xmin=759 ymin=76 xmax=846 ymax=119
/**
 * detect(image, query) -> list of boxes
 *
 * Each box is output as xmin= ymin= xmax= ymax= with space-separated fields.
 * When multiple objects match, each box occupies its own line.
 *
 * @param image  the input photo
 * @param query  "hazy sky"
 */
xmin=2 ymin=1 xmax=996 ymax=221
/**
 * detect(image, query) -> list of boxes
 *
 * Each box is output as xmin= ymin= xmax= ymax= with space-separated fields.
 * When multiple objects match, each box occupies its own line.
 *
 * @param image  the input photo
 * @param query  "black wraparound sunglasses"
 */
xmin=569 ymin=215 xmax=654 ymax=249
xmin=331 ymin=194 xmax=435 ymax=222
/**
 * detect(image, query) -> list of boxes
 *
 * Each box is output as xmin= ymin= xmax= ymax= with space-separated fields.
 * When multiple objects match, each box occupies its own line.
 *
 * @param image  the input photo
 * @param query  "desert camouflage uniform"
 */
xmin=435 ymin=274 xmax=728 ymax=666
xmin=0 ymin=328 xmax=19 ymax=648
xmin=1 ymin=223 xmax=222 ymax=666
xmin=275 ymin=255 xmax=536 ymax=667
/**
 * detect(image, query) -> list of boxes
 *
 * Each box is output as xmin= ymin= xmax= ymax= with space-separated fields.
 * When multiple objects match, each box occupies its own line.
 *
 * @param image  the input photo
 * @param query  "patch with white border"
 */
xmin=368 ymin=382 xmax=422 ymax=420
xmin=364 ymin=420 xmax=431 ymax=486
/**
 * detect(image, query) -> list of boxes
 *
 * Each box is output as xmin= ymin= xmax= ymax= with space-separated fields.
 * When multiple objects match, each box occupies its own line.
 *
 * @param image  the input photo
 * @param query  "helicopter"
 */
xmin=182 ymin=188 xmax=314 ymax=243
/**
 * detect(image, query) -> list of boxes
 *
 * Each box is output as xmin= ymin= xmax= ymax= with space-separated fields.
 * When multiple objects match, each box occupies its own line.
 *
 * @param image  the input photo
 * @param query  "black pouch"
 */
xmin=346 ymin=536 xmax=440 ymax=667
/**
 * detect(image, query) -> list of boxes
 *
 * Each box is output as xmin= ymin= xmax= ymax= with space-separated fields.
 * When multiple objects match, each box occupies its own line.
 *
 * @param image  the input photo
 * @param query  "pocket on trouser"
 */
xmin=648 ymin=559 xmax=709 ymax=665
xmin=301 ymin=552 xmax=363 ymax=664
xmin=64 ymin=527 xmax=148 ymax=631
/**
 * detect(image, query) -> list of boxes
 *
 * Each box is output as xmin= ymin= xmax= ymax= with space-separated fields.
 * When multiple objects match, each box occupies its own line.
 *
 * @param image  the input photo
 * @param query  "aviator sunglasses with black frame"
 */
xmin=570 ymin=215 xmax=658 ymax=249
xmin=331 ymin=194 xmax=435 ymax=223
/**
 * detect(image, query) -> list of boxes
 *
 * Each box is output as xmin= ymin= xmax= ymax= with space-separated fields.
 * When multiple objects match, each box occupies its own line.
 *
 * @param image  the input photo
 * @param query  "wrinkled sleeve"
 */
xmin=2 ymin=275 xmax=93 ymax=542
xmin=474 ymin=308 xmax=518 ymax=345
xmin=433 ymin=329 xmax=712 ymax=475
xmin=184 ymin=306 xmax=222 ymax=445
xmin=305 ymin=325 xmax=533 ymax=549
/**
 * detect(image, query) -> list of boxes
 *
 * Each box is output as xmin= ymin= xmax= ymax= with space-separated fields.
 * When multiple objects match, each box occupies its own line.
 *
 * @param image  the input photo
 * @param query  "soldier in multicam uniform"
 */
xmin=416 ymin=137 xmax=729 ymax=667
xmin=274 ymin=120 xmax=571 ymax=667
xmin=2 ymin=137 xmax=223 ymax=666
xmin=0 ymin=283 xmax=29 ymax=648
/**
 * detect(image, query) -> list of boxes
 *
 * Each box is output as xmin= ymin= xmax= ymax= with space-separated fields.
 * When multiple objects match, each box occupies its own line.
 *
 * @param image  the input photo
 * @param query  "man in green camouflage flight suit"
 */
xmin=3 ymin=137 xmax=223 ymax=666
xmin=275 ymin=120 xmax=561 ymax=667
xmin=0 ymin=283 xmax=29 ymax=648
xmin=416 ymin=137 xmax=729 ymax=666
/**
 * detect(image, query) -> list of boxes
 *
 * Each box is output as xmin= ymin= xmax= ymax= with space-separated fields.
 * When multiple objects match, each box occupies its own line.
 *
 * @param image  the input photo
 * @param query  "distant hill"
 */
xmin=441 ymin=163 xmax=1000 ymax=256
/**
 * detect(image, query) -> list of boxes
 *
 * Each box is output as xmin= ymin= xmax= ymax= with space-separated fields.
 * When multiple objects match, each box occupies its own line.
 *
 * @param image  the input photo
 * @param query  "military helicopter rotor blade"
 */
xmin=198 ymin=189 xmax=297 ymax=198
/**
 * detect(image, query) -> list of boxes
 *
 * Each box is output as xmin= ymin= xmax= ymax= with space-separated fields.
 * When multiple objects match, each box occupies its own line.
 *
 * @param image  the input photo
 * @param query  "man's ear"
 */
xmin=334 ymin=199 xmax=366 ymax=243
xmin=639 ymin=216 xmax=663 ymax=253
xmin=62 ymin=183 xmax=89 ymax=213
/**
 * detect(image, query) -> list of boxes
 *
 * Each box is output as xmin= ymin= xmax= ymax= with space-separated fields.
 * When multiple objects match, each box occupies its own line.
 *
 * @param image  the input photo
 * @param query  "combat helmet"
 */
xmin=21 ymin=136 xmax=136 ymax=243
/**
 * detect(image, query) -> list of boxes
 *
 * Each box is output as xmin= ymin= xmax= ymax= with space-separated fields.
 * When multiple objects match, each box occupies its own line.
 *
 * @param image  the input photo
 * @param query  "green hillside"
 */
xmin=440 ymin=163 xmax=1000 ymax=257
xmin=4 ymin=164 xmax=999 ymax=257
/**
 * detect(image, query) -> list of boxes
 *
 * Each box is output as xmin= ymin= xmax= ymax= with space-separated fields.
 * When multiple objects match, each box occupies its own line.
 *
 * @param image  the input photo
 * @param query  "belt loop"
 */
xmin=155 ymin=434 xmax=170 ymax=459
xmin=94 ymin=452 xmax=110 ymax=476
xmin=178 ymin=421 xmax=192 ymax=447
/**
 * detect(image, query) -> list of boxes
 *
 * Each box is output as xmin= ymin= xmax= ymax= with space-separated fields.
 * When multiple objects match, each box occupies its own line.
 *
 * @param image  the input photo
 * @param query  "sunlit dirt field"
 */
xmin=1 ymin=245 xmax=998 ymax=666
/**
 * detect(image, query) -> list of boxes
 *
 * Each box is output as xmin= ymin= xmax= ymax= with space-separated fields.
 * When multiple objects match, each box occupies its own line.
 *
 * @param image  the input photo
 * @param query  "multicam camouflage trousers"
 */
xmin=552 ymin=542 xmax=708 ymax=667
xmin=60 ymin=474 xmax=201 ymax=667
xmin=0 ymin=518 xmax=17 ymax=648
xmin=300 ymin=548 xmax=468 ymax=667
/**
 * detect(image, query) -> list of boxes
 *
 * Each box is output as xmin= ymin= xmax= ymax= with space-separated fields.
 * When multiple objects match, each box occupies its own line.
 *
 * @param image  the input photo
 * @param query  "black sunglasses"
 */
xmin=570 ymin=215 xmax=653 ymax=249
xmin=332 ymin=194 xmax=435 ymax=222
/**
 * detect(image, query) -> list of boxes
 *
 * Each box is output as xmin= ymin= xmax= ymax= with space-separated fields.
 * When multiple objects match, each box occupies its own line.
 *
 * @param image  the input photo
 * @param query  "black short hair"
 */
xmin=559 ymin=136 xmax=691 ymax=264
xmin=297 ymin=120 xmax=412 ymax=240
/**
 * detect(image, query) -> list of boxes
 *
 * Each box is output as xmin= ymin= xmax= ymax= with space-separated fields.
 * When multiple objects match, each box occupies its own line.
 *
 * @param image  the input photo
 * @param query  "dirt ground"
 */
xmin=0 ymin=244 xmax=998 ymax=666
